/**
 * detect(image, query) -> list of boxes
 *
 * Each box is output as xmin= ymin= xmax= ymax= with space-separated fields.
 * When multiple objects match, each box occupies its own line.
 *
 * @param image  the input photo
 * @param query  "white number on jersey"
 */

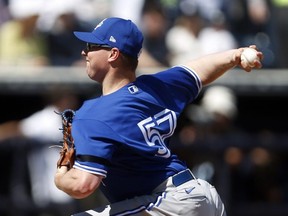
xmin=137 ymin=109 xmax=177 ymax=158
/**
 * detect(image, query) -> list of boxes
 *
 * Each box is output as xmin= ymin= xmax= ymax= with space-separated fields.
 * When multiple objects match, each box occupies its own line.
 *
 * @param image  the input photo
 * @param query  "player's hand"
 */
xmin=233 ymin=45 xmax=264 ymax=72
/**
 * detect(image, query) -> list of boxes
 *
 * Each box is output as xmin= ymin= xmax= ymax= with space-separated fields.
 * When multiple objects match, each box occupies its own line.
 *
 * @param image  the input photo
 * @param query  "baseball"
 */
xmin=241 ymin=48 xmax=259 ymax=67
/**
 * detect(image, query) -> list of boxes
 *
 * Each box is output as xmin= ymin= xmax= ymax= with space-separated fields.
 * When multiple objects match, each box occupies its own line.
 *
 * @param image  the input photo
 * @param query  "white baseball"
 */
xmin=240 ymin=48 xmax=259 ymax=67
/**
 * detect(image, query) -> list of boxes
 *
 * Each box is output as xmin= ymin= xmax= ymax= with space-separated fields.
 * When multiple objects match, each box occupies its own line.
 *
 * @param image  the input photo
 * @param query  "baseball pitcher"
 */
xmin=54 ymin=17 xmax=263 ymax=216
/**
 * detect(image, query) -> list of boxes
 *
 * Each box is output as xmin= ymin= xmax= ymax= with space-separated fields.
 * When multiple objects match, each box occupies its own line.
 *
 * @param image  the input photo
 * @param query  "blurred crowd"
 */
xmin=0 ymin=0 xmax=288 ymax=68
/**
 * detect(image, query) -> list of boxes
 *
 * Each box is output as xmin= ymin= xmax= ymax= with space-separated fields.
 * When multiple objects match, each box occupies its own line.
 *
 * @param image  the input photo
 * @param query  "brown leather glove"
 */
xmin=56 ymin=109 xmax=76 ymax=169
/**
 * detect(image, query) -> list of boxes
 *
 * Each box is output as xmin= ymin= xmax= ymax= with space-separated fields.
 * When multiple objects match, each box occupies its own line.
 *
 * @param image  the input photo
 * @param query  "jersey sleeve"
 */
xmin=153 ymin=65 xmax=202 ymax=105
xmin=72 ymin=119 xmax=121 ymax=178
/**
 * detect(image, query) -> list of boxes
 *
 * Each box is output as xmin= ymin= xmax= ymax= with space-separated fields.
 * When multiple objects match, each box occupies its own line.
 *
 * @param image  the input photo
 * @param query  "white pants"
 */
xmin=73 ymin=171 xmax=226 ymax=216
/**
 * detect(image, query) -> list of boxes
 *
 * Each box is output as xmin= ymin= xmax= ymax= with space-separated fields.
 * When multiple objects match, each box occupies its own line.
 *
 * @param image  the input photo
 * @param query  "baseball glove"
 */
xmin=56 ymin=109 xmax=76 ymax=169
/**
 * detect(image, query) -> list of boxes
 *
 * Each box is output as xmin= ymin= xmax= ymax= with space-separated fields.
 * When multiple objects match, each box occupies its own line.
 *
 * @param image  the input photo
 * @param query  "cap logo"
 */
xmin=73 ymin=18 xmax=143 ymax=58
xmin=94 ymin=19 xmax=105 ymax=30
xmin=109 ymin=36 xmax=116 ymax=43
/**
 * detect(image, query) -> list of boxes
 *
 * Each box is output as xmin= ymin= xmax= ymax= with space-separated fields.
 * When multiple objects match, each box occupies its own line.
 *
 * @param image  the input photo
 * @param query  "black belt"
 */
xmin=172 ymin=169 xmax=195 ymax=187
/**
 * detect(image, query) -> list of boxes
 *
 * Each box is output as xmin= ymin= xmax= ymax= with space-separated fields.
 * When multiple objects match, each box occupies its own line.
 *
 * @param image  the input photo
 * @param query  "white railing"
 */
xmin=0 ymin=66 xmax=287 ymax=95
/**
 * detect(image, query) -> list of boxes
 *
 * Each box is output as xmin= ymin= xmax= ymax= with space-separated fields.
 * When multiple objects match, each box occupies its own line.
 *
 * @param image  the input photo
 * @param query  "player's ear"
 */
xmin=108 ymin=48 xmax=120 ymax=62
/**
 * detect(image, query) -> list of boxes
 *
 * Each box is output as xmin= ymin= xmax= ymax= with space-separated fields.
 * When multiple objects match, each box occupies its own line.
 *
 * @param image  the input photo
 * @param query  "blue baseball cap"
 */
xmin=74 ymin=17 xmax=143 ymax=58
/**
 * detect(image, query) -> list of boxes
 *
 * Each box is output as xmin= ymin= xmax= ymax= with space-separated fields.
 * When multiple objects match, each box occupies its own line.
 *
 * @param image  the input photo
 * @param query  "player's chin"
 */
xmin=86 ymin=68 xmax=93 ymax=79
xmin=87 ymin=71 xmax=99 ymax=82
xmin=87 ymin=71 xmax=94 ymax=79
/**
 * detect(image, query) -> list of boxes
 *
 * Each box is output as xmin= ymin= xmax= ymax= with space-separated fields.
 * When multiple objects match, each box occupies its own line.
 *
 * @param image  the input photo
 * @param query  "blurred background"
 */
xmin=0 ymin=0 xmax=288 ymax=215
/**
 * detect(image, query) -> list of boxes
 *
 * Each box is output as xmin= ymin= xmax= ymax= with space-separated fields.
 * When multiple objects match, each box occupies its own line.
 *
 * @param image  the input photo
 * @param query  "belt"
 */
xmin=172 ymin=169 xmax=195 ymax=187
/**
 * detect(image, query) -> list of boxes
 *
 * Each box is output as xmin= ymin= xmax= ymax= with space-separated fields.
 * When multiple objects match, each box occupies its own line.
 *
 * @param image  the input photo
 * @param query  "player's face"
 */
xmin=82 ymin=43 xmax=112 ymax=82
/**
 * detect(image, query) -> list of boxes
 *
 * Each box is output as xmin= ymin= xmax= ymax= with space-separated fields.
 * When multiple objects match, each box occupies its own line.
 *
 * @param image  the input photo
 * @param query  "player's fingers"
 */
xmin=249 ymin=45 xmax=257 ymax=50
xmin=240 ymin=45 xmax=263 ymax=71
xmin=257 ymin=51 xmax=264 ymax=62
xmin=232 ymin=47 xmax=244 ymax=65
xmin=239 ymin=56 xmax=253 ymax=72
xmin=248 ymin=45 xmax=264 ymax=61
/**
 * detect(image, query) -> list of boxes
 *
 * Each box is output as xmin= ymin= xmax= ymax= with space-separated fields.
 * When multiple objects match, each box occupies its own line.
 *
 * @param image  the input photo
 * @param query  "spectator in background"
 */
xmin=0 ymin=0 xmax=10 ymax=25
xmin=224 ymin=0 xmax=270 ymax=45
xmin=176 ymin=85 xmax=250 ymax=150
xmin=224 ymin=0 xmax=275 ymax=67
xmin=45 ymin=12 xmax=87 ymax=67
xmin=198 ymin=11 xmax=238 ymax=55
xmin=0 ymin=86 xmax=80 ymax=143
xmin=0 ymin=87 xmax=80 ymax=213
xmin=180 ymin=0 xmax=225 ymax=24
xmin=110 ymin=0 xmax=145 ymax=26
xmin=37 ymin=0 xmax=93 ymax=67
xmin=197 ymin=86 xmax=238 ymax=138
xmin=0 ymin=0 xmax=49 ymax=66
xmin=270 ymin=0 xmax=288 ymax=68
xmin=165 ymin=6 xmax=203 ymax=65
xmin=138 ymin=0 xmax=171 ymax=68
xmin=165 ymin=0 xmax=237 ymax=66
xmin=171 ymin=85 xmax=242 ymax=204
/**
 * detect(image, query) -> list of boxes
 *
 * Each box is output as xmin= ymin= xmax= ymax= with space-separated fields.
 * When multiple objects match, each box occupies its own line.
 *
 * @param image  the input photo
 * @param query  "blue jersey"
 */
xmin=72 ymin=65 xmax=202 ymax=202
